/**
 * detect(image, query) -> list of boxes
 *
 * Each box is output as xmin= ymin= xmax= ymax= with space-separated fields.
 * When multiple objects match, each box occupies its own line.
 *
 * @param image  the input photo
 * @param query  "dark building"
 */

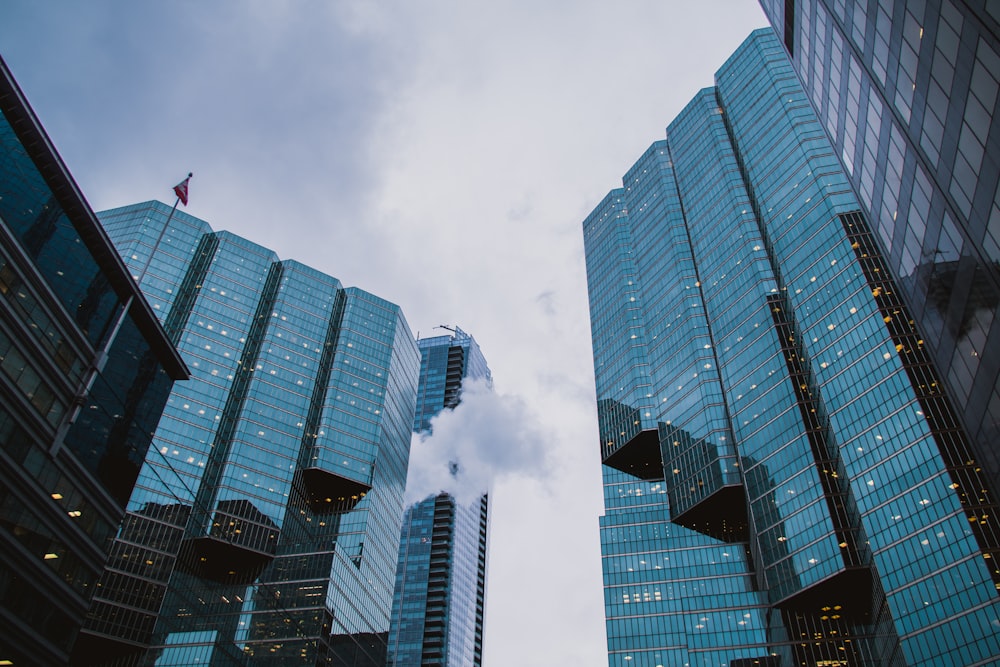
xmin=387 ymin=328 xmax=491 ymax=667
xmin=759 ymin=0 xmax=1000 ymax=497
xmin=0 ymin=57 xmax=187 ymax=665
xmin=584 ymin=30 xmax=1000 ymax=666
xmin=74 ymin=201 xmax=420 ymax=665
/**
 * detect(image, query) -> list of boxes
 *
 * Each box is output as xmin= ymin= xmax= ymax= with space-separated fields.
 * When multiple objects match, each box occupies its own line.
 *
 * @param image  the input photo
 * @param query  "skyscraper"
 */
xmin=74 ymin=201 xmax=420 ymax=666
xmin=758 ymin=0 xmax=1000 ymax=498
xmin=0 ymin=59 xmax=187 ymax=665
xmin=386 ymin=327 xmax=491 ymax=667
xmin=584 ymin=29 xmax=1000 ymax=667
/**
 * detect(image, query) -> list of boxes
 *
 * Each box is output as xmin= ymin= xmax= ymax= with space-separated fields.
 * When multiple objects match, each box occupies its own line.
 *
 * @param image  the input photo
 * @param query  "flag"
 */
xmin=173 ymin=173 xmax=192 ymax=206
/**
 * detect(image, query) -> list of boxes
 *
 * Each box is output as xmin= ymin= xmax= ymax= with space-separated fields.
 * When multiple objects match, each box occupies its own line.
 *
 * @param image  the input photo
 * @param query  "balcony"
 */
xmin=301 ymin=467 xmax=371 ymax=513
xmin=603 ymin=428 xmax=663 ymax=481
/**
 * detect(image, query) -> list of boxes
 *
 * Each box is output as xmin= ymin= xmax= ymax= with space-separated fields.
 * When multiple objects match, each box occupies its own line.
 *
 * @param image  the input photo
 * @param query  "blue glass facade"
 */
xmin=584 ymin=30 xmax=1000 ymax=667
xmin=387 ymin=328 xmax=491 ymax=667
xmin=76 ymin=201 xmax=420 ymax=665
xmin=759 ymin=0 xmax=1000 ymax=512
xmin=0 ymin=59 xmax=186 ymax=665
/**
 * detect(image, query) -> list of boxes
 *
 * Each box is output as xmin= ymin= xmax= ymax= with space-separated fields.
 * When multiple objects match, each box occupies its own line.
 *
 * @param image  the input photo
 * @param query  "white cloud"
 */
xmin=404 ymin=379 xmax=549 ymax=506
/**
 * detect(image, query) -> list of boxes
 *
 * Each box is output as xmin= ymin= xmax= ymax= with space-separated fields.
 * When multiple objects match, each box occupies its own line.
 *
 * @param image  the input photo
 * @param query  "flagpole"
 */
xmin=135 ymin=172 xmax=192 ymax=284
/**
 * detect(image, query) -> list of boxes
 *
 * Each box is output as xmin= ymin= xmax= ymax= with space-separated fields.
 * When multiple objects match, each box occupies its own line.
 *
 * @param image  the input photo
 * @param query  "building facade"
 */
xmin=386 ymin=328 xmax=490 ymax=667
xmin=0 ymin=60 xmax=187 ymax=665
xmin=74 ymin=201 xmax=420 ymax=666
xmin=584 ymin=30 xmax=1000 ymax=667
xmin=758 ymin=0 xmax=1000 ymax=501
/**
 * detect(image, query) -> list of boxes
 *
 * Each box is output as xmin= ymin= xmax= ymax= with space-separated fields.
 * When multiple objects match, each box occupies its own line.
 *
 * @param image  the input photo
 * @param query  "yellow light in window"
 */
xmin=50 ymin=493 xmax=62 ymax=500
xmin=44 ymin=553 xmax=58 ymax=560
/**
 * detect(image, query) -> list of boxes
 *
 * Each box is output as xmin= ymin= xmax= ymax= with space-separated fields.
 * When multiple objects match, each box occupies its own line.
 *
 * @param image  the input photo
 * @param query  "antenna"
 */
xmin=434 ymin=324 xmax=468 ymax=339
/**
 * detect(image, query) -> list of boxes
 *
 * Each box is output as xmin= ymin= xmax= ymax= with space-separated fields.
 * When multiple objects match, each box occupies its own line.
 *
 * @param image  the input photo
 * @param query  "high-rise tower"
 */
xmin=584 ymin=30 xmax=1000 ymax=667
xmin=74 ymin=201 xmax=420 ymax=666
xmin=386 ymin=327 xmax=491 ymax=667
xmin=0 ymin=60 xmax=187 ymax=665
xmin=759 ymin=0 xmax=1000 ymax=498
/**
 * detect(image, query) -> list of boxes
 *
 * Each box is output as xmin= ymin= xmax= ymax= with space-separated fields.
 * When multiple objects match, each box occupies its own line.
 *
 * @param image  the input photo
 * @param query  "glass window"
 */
xmin=970 ymin=39 xmax=1000 ymax=115
xmin=935 ymin=7 xmax=961 ymax=66
xmin=919 ymin=98 xmax=945 ymax=166
xmin=851 ymin=0 xmax=868 ymax=47
xmin=872 ymin=4 xmax=893 ymax=85
xmin=986 ymin=183 xmax=1000 ymax=263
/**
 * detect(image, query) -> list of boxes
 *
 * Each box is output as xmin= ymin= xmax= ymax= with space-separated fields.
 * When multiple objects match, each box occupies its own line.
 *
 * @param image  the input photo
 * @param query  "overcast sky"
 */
xmin=1 ymin=2 xmax=766 ymax=664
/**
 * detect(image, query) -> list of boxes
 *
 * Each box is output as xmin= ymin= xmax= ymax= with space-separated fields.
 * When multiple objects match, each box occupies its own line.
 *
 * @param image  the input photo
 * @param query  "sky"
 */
xmin=1 ymin=2 xmax=766 ymax=664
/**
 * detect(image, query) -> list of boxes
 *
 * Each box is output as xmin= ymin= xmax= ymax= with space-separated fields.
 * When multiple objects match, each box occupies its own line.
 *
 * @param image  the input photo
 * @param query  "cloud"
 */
xmin=403 ymin=379 xmax=549 ymax=506
xmin=534 ymin=289 xmax=558 ymax=318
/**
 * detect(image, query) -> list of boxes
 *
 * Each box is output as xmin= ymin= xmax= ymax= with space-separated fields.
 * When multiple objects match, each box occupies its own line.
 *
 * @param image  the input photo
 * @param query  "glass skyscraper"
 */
xmin=386 ymin=327 xmax=490 ymax=667
xmin=584 ymin=29 xmax=1000 ymax=667
xmin=0 ymin=59 xmax=187 ymax=665
xmin=758 ymin=0 xmax=1000 ymax=503
xmin=74 ymin=201 xmax=420 ymax=666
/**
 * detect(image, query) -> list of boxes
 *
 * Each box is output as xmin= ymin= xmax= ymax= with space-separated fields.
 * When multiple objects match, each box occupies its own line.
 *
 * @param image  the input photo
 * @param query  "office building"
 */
xmin=387 ymin=327 xmax=490 ymax=667
xmin=759 ymin=0 xmax=1000 ymax=496
xmin=0 ymin=59 xmax=187 ymax=665
xmin=584 ymin=30 xmax=1000 ymax=666
xmin=74 ymin=201 xmax=420 ymax=666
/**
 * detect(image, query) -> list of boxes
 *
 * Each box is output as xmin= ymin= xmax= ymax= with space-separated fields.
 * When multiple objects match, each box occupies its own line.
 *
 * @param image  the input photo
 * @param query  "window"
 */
xmin=950 ymin=37 xmax=1000 ymax=216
